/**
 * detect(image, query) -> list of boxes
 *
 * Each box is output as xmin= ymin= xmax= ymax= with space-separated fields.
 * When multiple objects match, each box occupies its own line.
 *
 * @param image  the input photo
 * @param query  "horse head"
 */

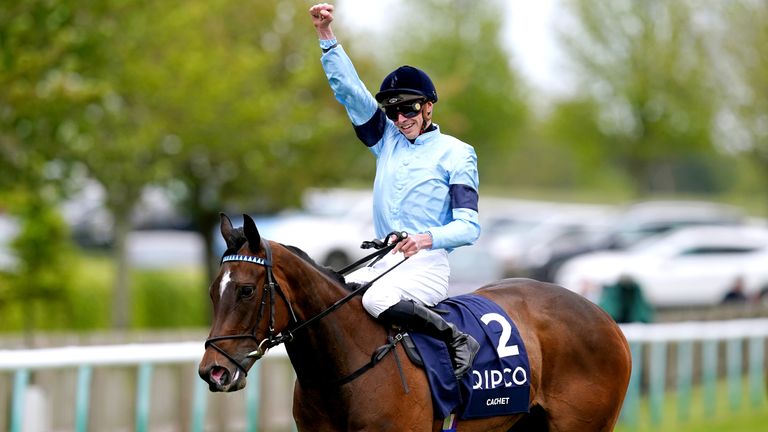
xmin=198 ymin=213 xmax=297 ymax=392
xmin=200 ymin=213 xmax=402 ymax=396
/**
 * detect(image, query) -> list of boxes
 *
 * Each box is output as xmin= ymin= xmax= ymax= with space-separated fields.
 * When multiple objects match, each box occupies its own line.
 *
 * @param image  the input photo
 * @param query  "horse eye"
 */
xmin=239 ymin=285 xmax=256 ymax=299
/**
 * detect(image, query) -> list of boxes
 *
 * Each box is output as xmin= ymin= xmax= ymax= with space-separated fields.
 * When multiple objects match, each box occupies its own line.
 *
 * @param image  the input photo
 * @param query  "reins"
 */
xmin=273 ymin=231 xmax=410 ymax=346
xmin=204 ymin=231 xmax=411 ymax=383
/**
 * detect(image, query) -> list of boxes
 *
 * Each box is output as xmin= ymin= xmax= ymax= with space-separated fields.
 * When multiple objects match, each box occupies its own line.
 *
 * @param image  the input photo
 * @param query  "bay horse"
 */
xmin=199 ymin=214 xmax=631 ymax=431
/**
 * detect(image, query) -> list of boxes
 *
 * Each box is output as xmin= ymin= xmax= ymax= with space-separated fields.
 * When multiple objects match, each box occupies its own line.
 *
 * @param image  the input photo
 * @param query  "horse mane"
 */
xmin=220 ymin=227 xmax=348 ymax=289
xmin=282 ymin=244 xmax=349 ymax=288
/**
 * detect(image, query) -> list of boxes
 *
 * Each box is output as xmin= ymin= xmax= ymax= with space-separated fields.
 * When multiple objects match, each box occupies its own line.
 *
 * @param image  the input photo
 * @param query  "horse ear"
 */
xmin=220 ymin=213 xmax=239 ymax=250
xmin=242 ymin=213 xmax=261 ymax=254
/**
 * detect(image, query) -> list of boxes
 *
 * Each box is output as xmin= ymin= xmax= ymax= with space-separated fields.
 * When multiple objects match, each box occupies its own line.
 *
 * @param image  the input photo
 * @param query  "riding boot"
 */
xmin=379 ymin=300 xmax=480 ymax=378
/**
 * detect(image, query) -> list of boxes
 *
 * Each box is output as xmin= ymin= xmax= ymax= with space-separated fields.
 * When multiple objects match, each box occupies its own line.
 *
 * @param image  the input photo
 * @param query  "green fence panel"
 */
xmin=676 ymin=340 xmax=693 ymax=422
xmin=649 ymin=341 xmax=667 ymax=425
xmin=10 ymin=369 xmax=30 ymax=432
xmin=748 ymin=337 xmax=765 ymax=408
xmin=245 ymin=364 xmax=261 ymax=432
xmin=621 ymin=342 xmax=643 ymax=426
xmin=75 ymin=365 xmax=93 ymax=432
xmin=191 ymin=372 xmax=209 ymax=432
xmin=726 ymin=338 xmax=742 ymax=411
xmin=136 ymin=363 xmax=154 ymax=432
xmin=702 ymin=339 xmax=718 ymax=418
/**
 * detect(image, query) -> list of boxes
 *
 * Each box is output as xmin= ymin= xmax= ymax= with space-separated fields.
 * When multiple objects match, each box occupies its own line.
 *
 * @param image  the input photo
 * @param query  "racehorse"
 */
xmin=199 ymin=214 xmax=632 ymax=431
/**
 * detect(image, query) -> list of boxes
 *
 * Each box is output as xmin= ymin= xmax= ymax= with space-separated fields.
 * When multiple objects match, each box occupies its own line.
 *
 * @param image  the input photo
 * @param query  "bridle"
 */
xmin=204 ymin=239 xmax=297 ymax=376
xmin=204 ymin=233 xmax=409 ymax=378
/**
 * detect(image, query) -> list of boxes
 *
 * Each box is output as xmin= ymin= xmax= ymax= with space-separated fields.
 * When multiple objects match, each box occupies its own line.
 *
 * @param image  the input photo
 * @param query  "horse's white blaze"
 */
xmin=220 ymin=270 xmax=232 ymax=298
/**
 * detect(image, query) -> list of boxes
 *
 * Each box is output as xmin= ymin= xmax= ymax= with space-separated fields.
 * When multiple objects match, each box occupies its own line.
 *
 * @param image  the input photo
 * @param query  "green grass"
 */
xmin=615 ymin=378 xmax=768 ymax=432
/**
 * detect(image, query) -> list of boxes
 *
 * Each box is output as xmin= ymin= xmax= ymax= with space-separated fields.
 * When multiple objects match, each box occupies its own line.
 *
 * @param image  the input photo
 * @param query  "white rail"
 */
xmin=1 ymin=320 xmax=766 ymax=431
xmin=4 ymin=319 xmax=768 ymax=370
xmin=0 ymin=342 xmax=288 ymax=370
xmin=620 ymin=318 xmax=768 ymax=341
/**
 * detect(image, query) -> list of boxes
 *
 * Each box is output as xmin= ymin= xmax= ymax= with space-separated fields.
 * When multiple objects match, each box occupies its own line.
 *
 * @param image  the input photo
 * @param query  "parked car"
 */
xmin=600 ymin=200 xmax=746 ymax=250
xmin=535 ymin=200 xmax=748 ymax=282
xmin=483 ymin=204 xmax=616 ymax=279
xmin=62 ymin=182 xmax=194 ymax=248
xmin=447 ymin=246 xmax=504 ymax=296
xmin=554 ymin=225 xmax=768 ymax=308
xmin=231 ymin=189 xmax=376 ymax=270
xmin=127 ymin=230 xmax=206 ymax=269
xmin=258 ymin=210 xmax=374 ymax=270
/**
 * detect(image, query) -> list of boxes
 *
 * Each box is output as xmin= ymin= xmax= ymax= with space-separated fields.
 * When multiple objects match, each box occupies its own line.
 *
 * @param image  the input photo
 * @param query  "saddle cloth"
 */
xmin=409 ymin=294 xmax=531 ymax=419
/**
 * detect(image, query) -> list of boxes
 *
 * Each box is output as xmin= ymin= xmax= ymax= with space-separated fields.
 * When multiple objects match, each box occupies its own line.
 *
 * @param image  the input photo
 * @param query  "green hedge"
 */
xmin=0 ymin=252 xmax=209 ymax=332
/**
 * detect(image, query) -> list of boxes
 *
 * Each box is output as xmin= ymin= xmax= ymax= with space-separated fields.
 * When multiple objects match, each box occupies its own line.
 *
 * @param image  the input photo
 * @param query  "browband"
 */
xmin=221 ymin=255 xmax=271 ymax=266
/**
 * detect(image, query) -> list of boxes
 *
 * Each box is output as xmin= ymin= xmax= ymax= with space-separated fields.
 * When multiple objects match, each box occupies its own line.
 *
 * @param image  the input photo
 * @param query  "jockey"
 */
xmin=309 ymin=3 xmax=481 ymax=378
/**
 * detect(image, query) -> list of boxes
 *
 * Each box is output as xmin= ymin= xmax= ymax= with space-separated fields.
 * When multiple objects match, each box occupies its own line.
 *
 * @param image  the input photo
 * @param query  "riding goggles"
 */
xmin=382 ymin=100 xmax=425 ymax=121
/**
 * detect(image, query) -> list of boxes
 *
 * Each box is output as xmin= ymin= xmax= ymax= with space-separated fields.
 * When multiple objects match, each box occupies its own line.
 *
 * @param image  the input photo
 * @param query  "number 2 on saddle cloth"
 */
xmin=408 ymin=294 xmax=531 ymax=421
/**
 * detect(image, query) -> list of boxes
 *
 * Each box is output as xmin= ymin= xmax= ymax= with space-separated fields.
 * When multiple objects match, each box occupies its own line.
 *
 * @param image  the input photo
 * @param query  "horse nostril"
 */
xmin=210 ymin=366 xmax=230 ymax=386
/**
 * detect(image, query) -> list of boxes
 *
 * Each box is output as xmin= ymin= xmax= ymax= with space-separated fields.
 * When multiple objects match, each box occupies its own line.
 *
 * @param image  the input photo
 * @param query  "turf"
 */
xmin=615 ymin=377 xmax=768 ymax=432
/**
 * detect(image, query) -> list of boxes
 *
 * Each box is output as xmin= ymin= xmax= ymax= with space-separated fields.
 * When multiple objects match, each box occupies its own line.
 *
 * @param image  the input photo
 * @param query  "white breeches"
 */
xmin=345 ymin=249 xmax=450 ymax=317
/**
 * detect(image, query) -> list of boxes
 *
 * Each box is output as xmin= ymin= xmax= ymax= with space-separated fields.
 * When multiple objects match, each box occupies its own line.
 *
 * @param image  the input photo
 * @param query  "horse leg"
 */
xmin=435 ymin=415 xmax=521 ymax=432
xmin=527 ymin=330 xmax=629 ymax=430
xmin=293 ymin=355 xmax=435 ymax=432
xmin=502 ymin=379 xmax=624 ymax=432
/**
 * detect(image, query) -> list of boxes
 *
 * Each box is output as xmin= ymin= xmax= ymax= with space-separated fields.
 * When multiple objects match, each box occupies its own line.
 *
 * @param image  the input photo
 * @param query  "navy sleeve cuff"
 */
xmin=319 ymin=38 xmax=338 ymax=52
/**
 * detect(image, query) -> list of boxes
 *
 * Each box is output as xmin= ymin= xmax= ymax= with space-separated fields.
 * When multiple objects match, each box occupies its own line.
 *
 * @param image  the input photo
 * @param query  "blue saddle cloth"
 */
xmin=409 ymin=294 xmax=531 ymax=420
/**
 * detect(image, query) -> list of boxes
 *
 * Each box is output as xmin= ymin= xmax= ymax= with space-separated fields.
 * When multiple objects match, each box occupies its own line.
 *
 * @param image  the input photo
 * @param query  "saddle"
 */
xmin=394 ymin=295 xmax=532 ymax=420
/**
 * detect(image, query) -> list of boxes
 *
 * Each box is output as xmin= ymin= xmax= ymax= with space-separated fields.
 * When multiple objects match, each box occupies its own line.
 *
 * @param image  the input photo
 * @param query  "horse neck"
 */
xmin=273 ymin=246 xmax=385 ymax=381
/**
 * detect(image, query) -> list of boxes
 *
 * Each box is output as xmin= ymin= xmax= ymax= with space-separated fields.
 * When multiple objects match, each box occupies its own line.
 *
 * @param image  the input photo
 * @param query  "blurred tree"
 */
xmin=0 ymin=0 xmax=104 ymax=331
xmin=717 ymin=1 xmax=768 ymax=215
xmin=3 ymin=0 xmax=379 ymax=328
xmin=374 ymin=0 xmax=530 ymax=188
xmin=1 ymin=1 xmax=182 ymax=328
xmin=111 ymin=0 xmax=362 ymax=281
xmin=11 ymin=0 xmax=173 ymax=329
xmin=559 ymin=0 xmax=720 ymax=195
xmin=8 ymin=193 xmax=75 ymax=343
xmin=69 ymin=1 xmax=185 ymax=328
xmin=0 ymin=0 xmax=106 ymax=195
xmin=539 ymin=98 xmax=630 ymax=192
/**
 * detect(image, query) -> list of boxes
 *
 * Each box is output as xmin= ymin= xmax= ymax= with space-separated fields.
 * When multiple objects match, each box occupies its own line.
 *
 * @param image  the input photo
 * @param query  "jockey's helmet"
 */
xmin=375 ymin=65 xmax=438 ymax=106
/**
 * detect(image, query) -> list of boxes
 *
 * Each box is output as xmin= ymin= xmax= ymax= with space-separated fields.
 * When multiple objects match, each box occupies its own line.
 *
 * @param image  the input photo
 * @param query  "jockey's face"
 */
xmin=383 ymin=98 xmax=432 ymax=140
